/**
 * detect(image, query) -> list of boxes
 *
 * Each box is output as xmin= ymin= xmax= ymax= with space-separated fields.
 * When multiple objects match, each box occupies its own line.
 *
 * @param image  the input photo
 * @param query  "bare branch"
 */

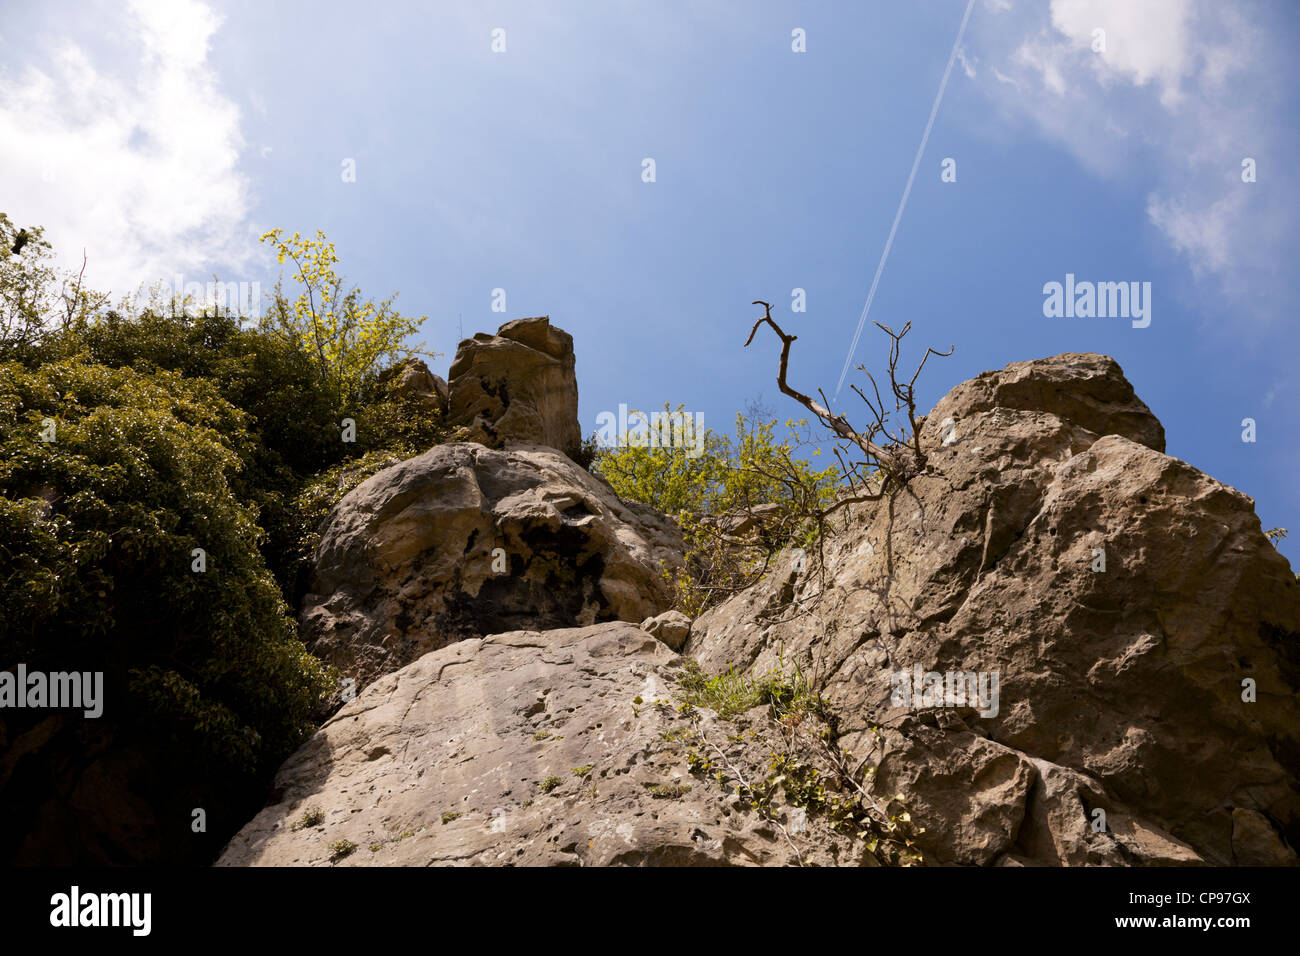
xmin=741 ymin=298 xmax=954 ymax=593
xmin=745 ymin=301 xmax=903 ymax=472
xmin=60 ymin=250 xmax=88 ymax=331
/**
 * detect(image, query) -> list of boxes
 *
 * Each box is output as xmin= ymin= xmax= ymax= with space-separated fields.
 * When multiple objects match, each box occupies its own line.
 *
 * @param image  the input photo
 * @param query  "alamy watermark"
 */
xmin=1042 ymin=273 xmax=1151 ymax=328
xmin=50 ymin=886 xmax=150 ymax=936
xmin=0 ymin=665 xmax=103 ymax=718
xmin=891 ymin=664 xmax=1000 ymax=718
xmin=158 ymin=274 xmax=262 ymax=319
xmin=593 ymin=404 xmax=705 ymax=459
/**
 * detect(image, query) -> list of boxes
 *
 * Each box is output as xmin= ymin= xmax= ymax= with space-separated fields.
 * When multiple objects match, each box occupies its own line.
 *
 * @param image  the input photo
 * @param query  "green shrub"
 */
xmin=0 ymin=215 xmax=446 ymax=863
xmin=29 ymin=306 xmax=446 ymax=603
xmin=259 ymin=228 xmax=431 ymax=404
xmin=593 ymin=402 xmax=838 ymax=614
xmin=40 ymin=307 xmax=344 ymax=476
xmin=677 ymin=658 xmax=828 ymax=722
xmin=0 ymin=214 xmax=106 ymax=361
xmin=292 ymin=808 xmax=326 ymax=830
xmin=0 ymin=355 xmax=335 ymax=773
xmin=327 ymin=839 xmax=357 ymax=860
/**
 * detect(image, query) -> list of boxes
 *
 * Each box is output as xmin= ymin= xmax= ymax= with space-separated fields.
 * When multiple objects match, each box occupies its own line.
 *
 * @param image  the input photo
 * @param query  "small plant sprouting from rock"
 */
xmin=677 ymin=657 xmax=827 ymax=722
xmin=686 ymin=748 xmax=715 ymax=774
xmin=291 ymin=807 xmax=325 ymax=831
xmin=646 ymin=783 xmax=692 ymax=799
xmin=570 ymin=765 xmax=594 ymax=778
xmin=441 ymin=811 xmax=463 ymax=824
xmin=539 ymin=774 xmax=563 ymax=793
xmin=328 ymin=839 xmax=357 ymax=861
xmin=675 ymin=657 xmax=924 ymax=866
xmin=532 ymin=730 xmax=552 ymax=741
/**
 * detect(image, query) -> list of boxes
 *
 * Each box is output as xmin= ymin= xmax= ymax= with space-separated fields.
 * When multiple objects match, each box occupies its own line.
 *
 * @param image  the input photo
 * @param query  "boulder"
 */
xmin=641 ymin=610 xmax=692 ymax=651
xmin=382 ymin=357 xmax=447 ymax=414
xmin=447 ymin=316 xmax=581 ymax=460
xmin=216 ymin=623 xmax=868 ymax=867
xmin=686 ymin=352 xmax=1299 ymax=866
xmin=301 ymin=442 xmax=683 ymax=689
xmin=929 ymin=351 xmax=1166 ymax=453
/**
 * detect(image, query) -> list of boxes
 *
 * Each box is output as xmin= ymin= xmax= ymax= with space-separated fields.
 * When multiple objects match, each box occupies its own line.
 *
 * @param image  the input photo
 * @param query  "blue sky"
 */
xmin=2 ymin=0 xmax=1298 ymax=564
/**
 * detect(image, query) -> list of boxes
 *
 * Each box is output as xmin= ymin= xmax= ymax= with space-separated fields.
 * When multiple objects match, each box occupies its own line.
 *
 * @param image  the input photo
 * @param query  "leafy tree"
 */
xmin=0 ymin=214 xmax=105 ymax=360
xmin=0 ymin=356 xmax=335 ymax=772
xmin=591 ymin=403 xmax=731 ymax=516
xmin=259 ymin=228 xmax=432 ymax=403
xmin=45 ymin=306 xmax=342 ymax=468
xmin=593 ymin=401 xmax=838 ymax=615
xmin=32 ymin=298 xmax=448 ymax=602
xmin=0 ymin=214 xmax=448 ymax=862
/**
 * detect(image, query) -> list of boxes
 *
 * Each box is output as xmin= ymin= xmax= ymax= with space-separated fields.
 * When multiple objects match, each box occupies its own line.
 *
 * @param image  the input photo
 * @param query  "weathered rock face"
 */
xmin=447 ymin=316 xmax=582 ymax=460
xmin=217 ymin=623 xmax=866 ymax=867
xmin=224 ymin=350 xmax=1298 ymax=868
xmin=302 ymin=442 xmax=683 ymax=689
xmin=642 ymin=610 xmax=692 ymax=652
xmin=687 ymin=352 xmax=1299 ymax=866
xmin=383 ymin=356 xmax=447 ymax=414
xmin=932 ymin=352 xmax=1166 ymax=454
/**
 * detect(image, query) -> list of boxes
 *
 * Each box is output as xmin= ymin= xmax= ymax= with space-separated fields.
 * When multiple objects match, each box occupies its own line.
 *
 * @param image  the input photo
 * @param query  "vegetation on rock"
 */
xmin=0 ymin=214 xmax=445 ymax=863
xmin=593 ymin=402 xmax=837 ymax=615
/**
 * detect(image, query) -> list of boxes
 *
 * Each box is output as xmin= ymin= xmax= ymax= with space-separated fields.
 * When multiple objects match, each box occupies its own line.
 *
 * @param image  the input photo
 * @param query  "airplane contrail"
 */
xmin=835 ymin=0 xmax=977 ymax=397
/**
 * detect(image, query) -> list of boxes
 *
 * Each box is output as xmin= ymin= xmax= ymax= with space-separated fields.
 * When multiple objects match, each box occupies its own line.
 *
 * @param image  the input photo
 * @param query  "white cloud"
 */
xmin=1013 ymin=36 xmax=1069 ymax=96
xmin=1146 ymin=189 xmax=1244 ymax=278
xmin=1050 ymin=0 xmax=1194 ymax=105
xmin=969 ymin=0 xmax=1291 ymax=316
xmin=956 ymin=46 xmax=977 ymax=79
xmin=0 ymin=0 xmax=254 ymax=300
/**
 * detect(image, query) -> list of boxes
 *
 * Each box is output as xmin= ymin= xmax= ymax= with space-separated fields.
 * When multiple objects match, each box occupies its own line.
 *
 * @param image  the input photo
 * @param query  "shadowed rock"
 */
xmin=302 ymin=443 xmax=683 ymax=689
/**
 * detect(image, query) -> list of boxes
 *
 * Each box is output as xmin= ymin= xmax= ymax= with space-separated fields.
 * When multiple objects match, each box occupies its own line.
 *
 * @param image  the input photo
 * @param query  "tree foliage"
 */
xmin=259 ymin=228 xmax=431 ymax=403
xmin=0 ymin=213 xmax=105 ymax=359
xmin=28 ymin=297 xmax=446 ymax=600
xmin=0 ymin=355 xmax=335 ymax=771
xmin=0 ymin=215 xmax=449 ymax=862
xmin=593 ymin=401 xmax=838 ymax=615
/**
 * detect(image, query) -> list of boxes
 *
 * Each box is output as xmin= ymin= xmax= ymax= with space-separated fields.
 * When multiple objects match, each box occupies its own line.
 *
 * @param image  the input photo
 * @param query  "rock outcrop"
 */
xmin=217 ymin=623 xmax=865 ymax=867
xmin=447 ymin=316 xmax=582 ymax=461
xmin=383 ymin=356 xmax=448 ymax=414
xmin=225 ymin=351 xmax=1300 ymax=867
xmin=687 ymin=353 xmax=1299 ymax=866
xmin=302 ymin=442 xmax=683 ymax=689
xmin=641 ymin=610 xmax=692 ymax=652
